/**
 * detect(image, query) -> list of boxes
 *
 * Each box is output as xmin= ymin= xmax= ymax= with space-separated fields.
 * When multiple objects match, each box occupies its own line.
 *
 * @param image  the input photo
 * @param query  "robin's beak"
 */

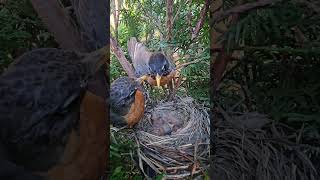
xmin=156 ymin=73 xmax=161 ymax=88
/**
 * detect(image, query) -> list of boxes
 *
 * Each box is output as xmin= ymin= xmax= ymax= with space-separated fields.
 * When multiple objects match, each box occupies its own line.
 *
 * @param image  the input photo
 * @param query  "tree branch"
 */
xmin=294 ymin=0 xmax=320 ymax=14
xmin=173 ymin=0 xmax=186 ymax=24
xmin=110 ymin=36 xmax=136 ymax=78
xmin=176 ymin=58 xmax=206 ymax=69
xmin=168 ymin=75 xmax=182 ymax=101
xmin=191 ymin=0 xmax=210 ymax=40
xmin=114 ymin=0 xmax=120 ymax=40
xmin=30 ymin=0 xmax=86 ymax=52
xmin=211 ymin=12 xmax=239 ymax=93
xmin=137 ymin=0 xmax=164 ymax=35
xmin=166 ymin=0 xmax=174 ymax=41
xmin=211 ymin=0 xmax=281 ymax=24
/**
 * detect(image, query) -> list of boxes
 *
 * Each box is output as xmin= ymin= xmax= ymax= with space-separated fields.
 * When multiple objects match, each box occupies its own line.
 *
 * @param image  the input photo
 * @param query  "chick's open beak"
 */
xmin=156 ymin=73 xmax=161 ymax=88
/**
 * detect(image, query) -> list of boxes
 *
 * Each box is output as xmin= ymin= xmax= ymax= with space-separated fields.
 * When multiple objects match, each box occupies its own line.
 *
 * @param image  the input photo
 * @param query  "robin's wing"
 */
xmin=127 ymin=37 xmax=152 ymax=77
xmin=0 ymin=48 xmax=106 ymax=171
xmin=110 ymin=77 xmax=137 ymax=116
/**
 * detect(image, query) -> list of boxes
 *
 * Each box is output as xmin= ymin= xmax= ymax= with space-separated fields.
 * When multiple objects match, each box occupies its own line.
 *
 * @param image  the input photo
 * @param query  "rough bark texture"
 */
xmin=114 ymin=0 xmax=120 ymax=40
xmin=30 ymin=0 xmax=86 ymax=52
xmin=166 ymin=0 xmax=173 ymax=41
xmin=210 ymin=1 xmax=239 ymax=95
xmin=110 ymin=36 xmax=136 ymax=78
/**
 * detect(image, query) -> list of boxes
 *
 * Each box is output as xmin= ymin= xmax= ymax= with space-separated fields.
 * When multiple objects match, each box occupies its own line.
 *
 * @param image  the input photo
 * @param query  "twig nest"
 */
xmin=135 ymin=96 xmax=210 ymax=179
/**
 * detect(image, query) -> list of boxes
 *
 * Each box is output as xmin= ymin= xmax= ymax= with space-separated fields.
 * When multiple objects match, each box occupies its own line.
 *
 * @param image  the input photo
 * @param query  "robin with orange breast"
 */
xmin=110 ymin=77 xmax=146 ymax=128
xmin=0 ymin=47 xmax=108 ymax=180
xmin=127 ymin=37 xmax=176 ymax=88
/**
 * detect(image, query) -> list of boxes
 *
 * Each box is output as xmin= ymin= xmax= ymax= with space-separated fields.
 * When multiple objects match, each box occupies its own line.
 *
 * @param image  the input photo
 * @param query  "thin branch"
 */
xmin=294 ymin=0 xmax=320 ymax=14
xmin=166 ymin=0 xmax=174 ymax=41
xmin=173 ymin=0 xmax=186 ymax=24
xmin=191 ymin=0 xmax=210 ymax=40
xmin=137 ymin=0 xmax=164 ymax=34
xmin=110 ymin=36 xmax=136 ymax=78
xmin=291 ymin=26 xmax=308 ymax=46
xmin=211 ymin=0 xmax=281 ymax=24
xmin=168 ymin=75 xmax=183 ymax=101
xmin=187 ymin=11 xmax=193 ymax=34
xmin=112 ymin=0 xmax=120 ymax=40
xmin=234 ymin=46 xmax=320 ymax=54
xmin=176 ymin=57 xmax=208 ymax=69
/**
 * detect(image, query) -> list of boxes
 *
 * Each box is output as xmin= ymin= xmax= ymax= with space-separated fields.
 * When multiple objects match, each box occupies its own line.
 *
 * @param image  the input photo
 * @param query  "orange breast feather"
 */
xmin=40 ymin=91 xmax=108 ymax=180
xmin=124 ymin=90 xmax=145 ymax=128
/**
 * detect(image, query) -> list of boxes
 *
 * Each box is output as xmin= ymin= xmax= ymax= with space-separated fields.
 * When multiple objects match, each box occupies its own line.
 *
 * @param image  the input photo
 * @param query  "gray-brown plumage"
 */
xmin=127 ymin=37 xmax=176 ymax=88
xmin=127 ymin=37 xmax=152 ymax=77
xmin=110 ymin=77 xmax=145 ymax=128
xmin=0 ymin=47 xmax=107 ymax=178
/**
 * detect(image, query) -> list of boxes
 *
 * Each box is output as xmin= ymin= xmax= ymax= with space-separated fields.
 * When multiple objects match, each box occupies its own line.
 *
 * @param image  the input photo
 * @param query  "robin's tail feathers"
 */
xmin=127 ymin=37 xmax=152 ymax=62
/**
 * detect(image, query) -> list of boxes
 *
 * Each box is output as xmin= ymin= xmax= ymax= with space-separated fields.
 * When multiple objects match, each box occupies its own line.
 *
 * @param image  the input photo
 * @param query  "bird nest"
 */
xmin=134 ymin=96 xmax=210 ymax=179
xmin=211 ymin=111 xmax=320 ymax=180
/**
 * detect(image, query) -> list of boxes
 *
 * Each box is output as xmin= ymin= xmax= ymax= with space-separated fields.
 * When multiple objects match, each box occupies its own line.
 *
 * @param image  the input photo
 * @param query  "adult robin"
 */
xmin=110 ymin=77 xmax=145 ymax=128
xmin=127 ymin=37 xmax=176 ymax=88
xmin=0 ymin=47 xmax=108 ymax=180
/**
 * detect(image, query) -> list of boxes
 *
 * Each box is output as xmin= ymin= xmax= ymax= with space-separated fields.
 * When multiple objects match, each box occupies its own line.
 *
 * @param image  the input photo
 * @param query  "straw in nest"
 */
xmin=134 ymin=96 xmax=210 ymax=179
xmin=211 ymin=110 xmax=320 ymax=180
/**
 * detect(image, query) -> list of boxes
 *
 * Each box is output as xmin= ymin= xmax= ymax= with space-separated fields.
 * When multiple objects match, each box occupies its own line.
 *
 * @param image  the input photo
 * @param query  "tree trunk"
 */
xmin=110 ymin=36 xmax=136 ymax=78
xmin=166 ymin=0 xmax=173 ymax=41
xmin=165 ymin=0 xmax=174 ymax=59
xmin=210 ymin=0 xmax=235 ymax=95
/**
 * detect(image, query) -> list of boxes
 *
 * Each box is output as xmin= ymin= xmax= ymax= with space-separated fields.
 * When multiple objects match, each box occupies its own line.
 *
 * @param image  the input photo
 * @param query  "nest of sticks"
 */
xmin=134 ymin=96 xmax=210 ymax=179
xmin=211 ymin=110 xmax=320 ymax=180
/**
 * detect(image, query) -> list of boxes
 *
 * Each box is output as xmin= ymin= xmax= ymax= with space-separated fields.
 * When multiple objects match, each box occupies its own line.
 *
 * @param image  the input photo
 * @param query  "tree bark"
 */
xmin=210 ymin=0 xmax=234 ymax=95
xmin=110 ymin=36 xmax=136 ymax=78
xmin=112 ymin=0 xmax=120 ymax=40
xmin=30 ymin=0 xmax=86 ymax=52
xmin=166 ymin=0 xmax=174 ymax=41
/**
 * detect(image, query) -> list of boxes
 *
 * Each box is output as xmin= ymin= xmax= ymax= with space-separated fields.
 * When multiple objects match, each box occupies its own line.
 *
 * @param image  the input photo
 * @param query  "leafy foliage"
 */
xmin=110 ymin=134 xmax=143 ymax=179
xmin=215 ymin=0 xmax=320 ymax=138
xmin=110 ymin=0 xmax=210 ymax=102
xmin=110 ymin=0 xmax=210 ymax=178
xmin=0 ymin=0 xmax=56 ymax=73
